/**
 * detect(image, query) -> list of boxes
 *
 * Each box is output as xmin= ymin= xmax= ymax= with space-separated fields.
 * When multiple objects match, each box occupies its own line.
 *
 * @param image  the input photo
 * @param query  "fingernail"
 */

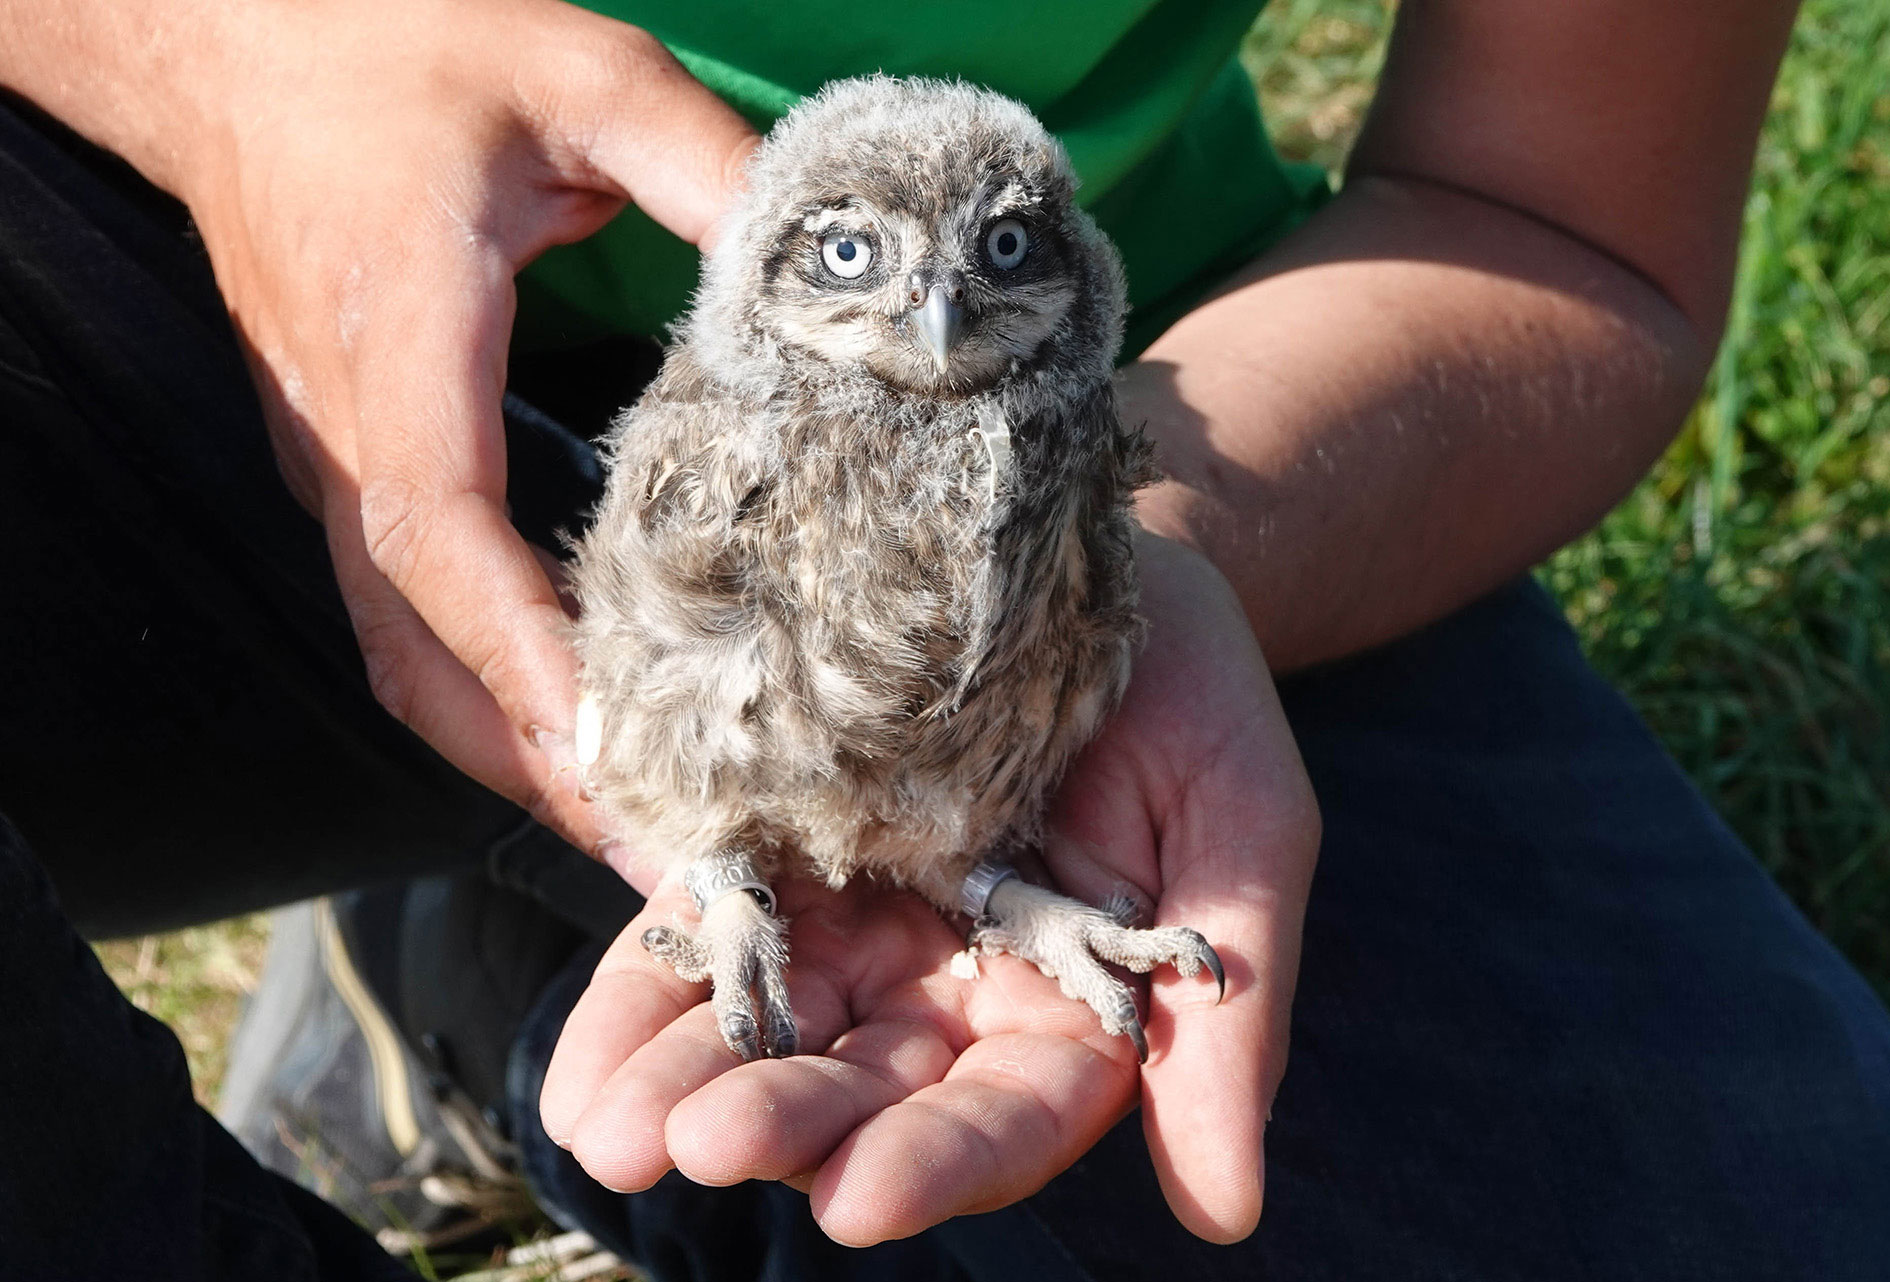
xmin=532 ymin=725 xmax=578 ymax=774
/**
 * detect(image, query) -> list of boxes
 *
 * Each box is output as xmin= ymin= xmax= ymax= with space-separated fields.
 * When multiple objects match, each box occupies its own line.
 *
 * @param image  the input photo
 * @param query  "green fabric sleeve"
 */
xmin=514 ymin=2 xmax=1324 ymax=361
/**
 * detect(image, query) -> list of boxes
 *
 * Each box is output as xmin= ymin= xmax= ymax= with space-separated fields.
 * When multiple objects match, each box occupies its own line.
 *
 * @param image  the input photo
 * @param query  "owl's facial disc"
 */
xmin=760 ymin=191 xmax=1080 ymax=395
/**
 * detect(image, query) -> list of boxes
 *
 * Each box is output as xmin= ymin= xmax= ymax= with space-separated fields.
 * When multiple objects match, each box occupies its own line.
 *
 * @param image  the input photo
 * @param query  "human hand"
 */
xmin=539 ymin=535 xmax=1320 ymax=1243
xmin=170 ymin=0 xmax=757 ymax=866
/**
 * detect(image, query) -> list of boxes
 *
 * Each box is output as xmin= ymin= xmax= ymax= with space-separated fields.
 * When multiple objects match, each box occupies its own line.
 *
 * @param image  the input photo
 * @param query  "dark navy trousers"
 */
xmin=3 ymin=92 xmax=1886 ymax=1280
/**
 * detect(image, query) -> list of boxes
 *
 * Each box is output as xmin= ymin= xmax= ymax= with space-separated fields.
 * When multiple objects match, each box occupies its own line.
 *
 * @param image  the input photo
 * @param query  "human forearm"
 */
xmin=1129 ymin=172 xmax=1712 ymax=673
xmin=1133 ymin=0 xmax=1796 ymax=673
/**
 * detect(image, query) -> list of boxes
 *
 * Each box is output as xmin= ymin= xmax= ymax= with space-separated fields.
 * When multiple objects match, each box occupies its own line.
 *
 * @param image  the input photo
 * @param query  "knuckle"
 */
xmin=598 ymin=21 xmax=675 ymax=81
xmin=357 ymin=632 xmax=422 ymax=727
xmin=358 ymin=475 xmax=434 ymax=588
xmin=610 ymin=21 xmax=668 ymax=67
xmin=556 ymin=18 xmax=668 ymax=101
xmin=464 ymin=628 xmax=517 ymax=694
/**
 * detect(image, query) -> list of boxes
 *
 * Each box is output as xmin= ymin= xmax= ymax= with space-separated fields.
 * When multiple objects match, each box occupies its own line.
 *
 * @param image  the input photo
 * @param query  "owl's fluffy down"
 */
xmin=569 ymin=77 xmax=1153 ymax=904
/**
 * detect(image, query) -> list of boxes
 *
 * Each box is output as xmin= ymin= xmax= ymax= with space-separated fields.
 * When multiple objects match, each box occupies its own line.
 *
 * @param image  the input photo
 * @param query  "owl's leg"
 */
xmin=958 ymin=862 xmax=1223 ymax=1063
xmin=642 ymin=850 xmax=797 ymax=1061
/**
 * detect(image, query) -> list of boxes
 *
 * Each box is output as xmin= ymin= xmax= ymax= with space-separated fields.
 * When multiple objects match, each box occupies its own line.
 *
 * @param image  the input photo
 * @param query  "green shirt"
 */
xmin=517 ymin=1 xmax=1324 ymax=358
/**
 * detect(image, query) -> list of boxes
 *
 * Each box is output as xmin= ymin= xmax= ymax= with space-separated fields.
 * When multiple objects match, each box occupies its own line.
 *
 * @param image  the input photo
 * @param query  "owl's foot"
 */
xmin=962 ymin=864 xmax=1223 ymax=1063
xmin=642 ymin=853 xmax=796 ymax=1061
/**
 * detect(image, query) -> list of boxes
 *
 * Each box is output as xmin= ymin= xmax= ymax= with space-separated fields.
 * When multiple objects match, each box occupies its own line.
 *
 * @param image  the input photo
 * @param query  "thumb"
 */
xmin=537 ymin=20 xmax=761 ymax=249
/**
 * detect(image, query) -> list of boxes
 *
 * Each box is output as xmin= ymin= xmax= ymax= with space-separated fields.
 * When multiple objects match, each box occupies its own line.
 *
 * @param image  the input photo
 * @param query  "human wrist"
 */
xmin=0 ymin=0 xmax=239 ymax=200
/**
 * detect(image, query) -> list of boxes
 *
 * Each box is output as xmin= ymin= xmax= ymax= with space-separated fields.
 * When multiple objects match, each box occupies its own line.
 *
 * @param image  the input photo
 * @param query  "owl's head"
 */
xmin=693 ymin=77 xmax=1126 ymax=396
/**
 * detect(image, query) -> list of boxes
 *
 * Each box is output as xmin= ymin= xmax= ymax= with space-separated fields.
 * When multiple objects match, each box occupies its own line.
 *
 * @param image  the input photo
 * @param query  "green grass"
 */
xmin=94 ymin=914 xmax=272 ymax=1106
xmin=1547 ymin=0 xmax=1890 ymax=998
xmin=1249 ymin=0 xmax=1890 ymax=999
xmin=1243 ymin=0 xmax=1393 ymax=174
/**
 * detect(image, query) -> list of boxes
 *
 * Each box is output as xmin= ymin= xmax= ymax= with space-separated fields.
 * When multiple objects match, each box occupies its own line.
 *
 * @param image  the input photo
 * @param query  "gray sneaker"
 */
xmin=218 ymin=896 xmax=536 ymax=1252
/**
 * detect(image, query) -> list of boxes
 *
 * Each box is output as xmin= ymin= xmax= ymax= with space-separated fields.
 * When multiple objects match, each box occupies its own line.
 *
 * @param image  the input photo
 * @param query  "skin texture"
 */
xmin=0 ymin=0 xmax=1798 ymax=1248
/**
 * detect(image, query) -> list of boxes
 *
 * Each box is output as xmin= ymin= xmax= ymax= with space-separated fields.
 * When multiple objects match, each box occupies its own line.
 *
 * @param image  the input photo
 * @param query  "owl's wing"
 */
xmin=572 ymin=366 xmax=780 ymax=672
xmin=931 ymin=383 xmax=1150 ymax=718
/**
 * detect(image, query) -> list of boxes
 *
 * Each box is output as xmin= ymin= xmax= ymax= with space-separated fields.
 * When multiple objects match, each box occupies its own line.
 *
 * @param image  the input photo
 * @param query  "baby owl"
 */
xmin=569 ymin=76 xmax=1222 ymax=1063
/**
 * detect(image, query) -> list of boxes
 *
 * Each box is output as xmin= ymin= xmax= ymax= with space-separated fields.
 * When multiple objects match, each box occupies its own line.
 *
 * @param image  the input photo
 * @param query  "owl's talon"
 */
xmin=641 ymin=867 xmax=795 ymax=1061
xmin=1166 ymin=927 xmax=1226 ymax=1003
xmin=764 ymin=1004 xmax=799 ymax=1058
xmin=1124 ymin=1012 xmax=1149 ymax=1064
xmin=720 ymin=1007 xmax=762 ymax=1062
xmin=967 ymin=874 xmax=1221 ymax=1059
xmin=1101 ymin=989 xmax=1148 ymax=1063
xmin=1188 ymin=932 xmax=1227 ymax=1004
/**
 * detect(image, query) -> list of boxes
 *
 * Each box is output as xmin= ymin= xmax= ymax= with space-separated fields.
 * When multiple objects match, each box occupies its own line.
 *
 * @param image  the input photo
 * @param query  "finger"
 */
xmin=571 ymin=1002 xmax=744 ymax=1194
xmin=525 ymin=17 xmax=760 ymax=249
xmin=321 ymin=475 xmax=606 ymax=851
xmin=665 ymin=1017 xmax=958 ymax=1187
xmin=348 ymin=249 xmax=584 ymax=755
xmin=809 ymin=1032 xmax=1138 ymax=1246
xmin=540 ymin=878 xmax=705 ymax=1146
xmin=571 ymin=926 xmax=861 ymax=1191
xmin=1141 ymin=715 xmax=1319 ymax=1242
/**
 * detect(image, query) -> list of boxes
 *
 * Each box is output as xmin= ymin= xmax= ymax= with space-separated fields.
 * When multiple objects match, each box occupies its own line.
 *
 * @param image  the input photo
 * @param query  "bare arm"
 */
xmin=1131 ymin=0 xmax=1800 ymax=672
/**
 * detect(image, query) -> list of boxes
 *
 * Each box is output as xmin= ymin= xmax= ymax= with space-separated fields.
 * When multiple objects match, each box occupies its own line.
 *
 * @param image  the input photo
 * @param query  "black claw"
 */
xmin=1108 ymin=993 xmax=1149 ymax=1064
xmin=1178 ymin=929 xmax=1226 ymax=1003
xmin=762 ymin=987 xmax=800 ymax=1058
xmin=758 ymin=961 xmax=798 ymax=1058
xmin=722 ymin=1012 xmax=762 ymax=1062
xmin=1126 ymin=1016 xmax=1149 ymax=1064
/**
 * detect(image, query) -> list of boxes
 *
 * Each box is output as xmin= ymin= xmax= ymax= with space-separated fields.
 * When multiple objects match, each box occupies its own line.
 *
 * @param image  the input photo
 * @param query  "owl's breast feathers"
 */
xmin=573 ymin=353 xmax=1154 ymax=885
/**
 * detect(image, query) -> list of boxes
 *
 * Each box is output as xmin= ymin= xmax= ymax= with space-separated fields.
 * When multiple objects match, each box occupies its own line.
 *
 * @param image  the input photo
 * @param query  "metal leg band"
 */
xmin=685 ymin=849 xmax=777 ymax=917
xmin=958 ymin=860 xmax=1019 ymax=921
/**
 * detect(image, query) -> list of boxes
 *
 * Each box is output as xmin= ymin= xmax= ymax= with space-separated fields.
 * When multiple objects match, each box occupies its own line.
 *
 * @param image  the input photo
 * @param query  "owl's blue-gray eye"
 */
xmin=821 ymin=230 xmax=872 ymax=280
xmin=986 ymin=219 xmax=1029 ymax=270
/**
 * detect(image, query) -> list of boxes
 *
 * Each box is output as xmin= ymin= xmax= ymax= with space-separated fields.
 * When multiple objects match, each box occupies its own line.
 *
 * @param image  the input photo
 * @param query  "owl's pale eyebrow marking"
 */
xmin=801 ymin=203 xmax=881 ymax=234
xmin=982 ymin=180 xmax=1033 ymax=216
xmin=968 ymin=179 xmax=1050 ymax=228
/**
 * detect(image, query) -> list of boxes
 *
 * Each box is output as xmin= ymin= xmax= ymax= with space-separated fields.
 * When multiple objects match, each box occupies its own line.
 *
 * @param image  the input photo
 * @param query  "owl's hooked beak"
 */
xmin=912 ymin=283 xmax=966 ymax=372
